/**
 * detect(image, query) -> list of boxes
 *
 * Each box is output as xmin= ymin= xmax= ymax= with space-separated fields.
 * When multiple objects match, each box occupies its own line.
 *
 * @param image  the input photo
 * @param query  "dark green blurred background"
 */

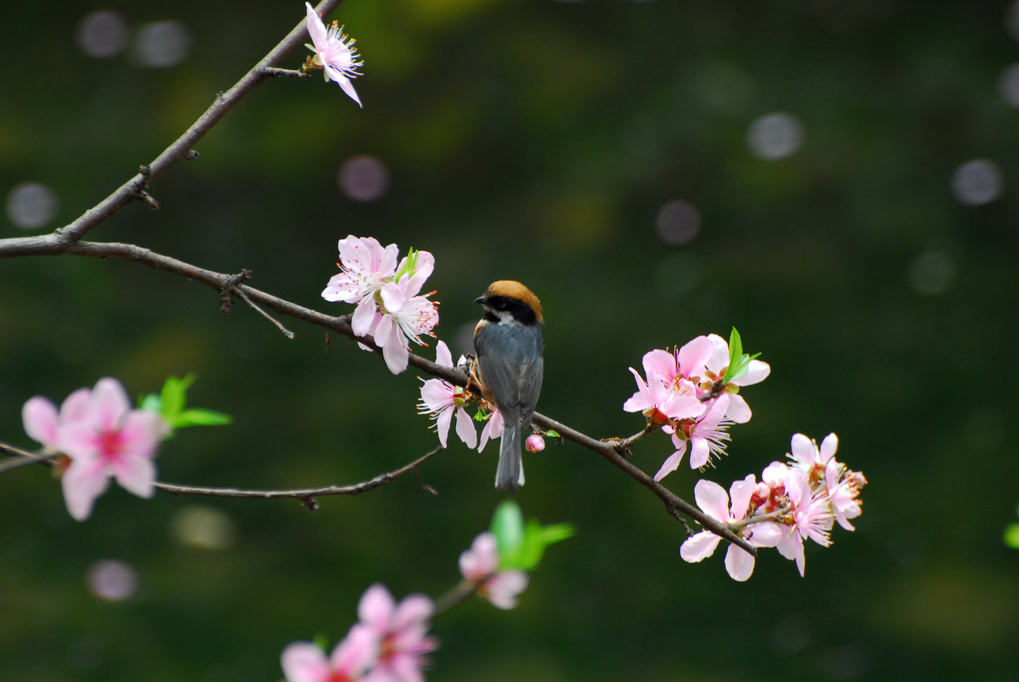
xmin=3 ymin=0 xmax=1019 ymax=679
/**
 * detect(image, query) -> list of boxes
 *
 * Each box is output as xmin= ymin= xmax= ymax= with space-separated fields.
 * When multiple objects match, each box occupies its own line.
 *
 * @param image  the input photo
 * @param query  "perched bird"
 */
xmin=473 ymin=281 xmax=544 ymax=492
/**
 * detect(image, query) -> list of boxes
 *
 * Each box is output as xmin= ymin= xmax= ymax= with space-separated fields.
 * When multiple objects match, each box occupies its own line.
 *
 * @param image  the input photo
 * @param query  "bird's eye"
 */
xmin=496 ymin=300 xmax=507 ymax=310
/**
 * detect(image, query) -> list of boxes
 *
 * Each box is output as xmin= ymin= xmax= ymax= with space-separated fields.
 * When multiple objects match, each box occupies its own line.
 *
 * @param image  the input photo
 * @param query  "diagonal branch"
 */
xmin=0 ymin=0 xmax=345 ymax=257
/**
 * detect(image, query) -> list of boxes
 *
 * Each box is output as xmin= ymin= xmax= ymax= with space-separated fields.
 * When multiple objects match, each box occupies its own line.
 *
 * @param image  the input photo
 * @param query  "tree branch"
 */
xmin=0 ymin=0 xmax=345 ymax=257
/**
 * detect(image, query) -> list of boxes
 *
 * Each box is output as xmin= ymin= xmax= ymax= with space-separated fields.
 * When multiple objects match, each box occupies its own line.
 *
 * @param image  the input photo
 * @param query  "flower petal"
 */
xmin=680 ymin=531 xmax=722 ymax=562
xmin=392 ymin=594 xmax=434 ymax=630
xmin=282 ymin=641 xmax=330 ymax=682
xmin=820 ymin=432 xmax=839 ymax=463
xmin=724 ymin=393 xmax=752 ymax=424
xmin=693 ymin=479 xmax=730 ymax=522
xmin=434 ymin=340 xmax=452 ymax=368
xmin=358 ymin=583 xmax=395 ymax=633
xmin=732 ymin=359 xmax=770 ymax=386
xmin=724 ymin=545 xmax=756 ymax=582
xmin=331 ymin=624 xmax=379 ymax=676
xmin=90 ymin=378 xmax=130 ymax=432
xmin=484 ymin=571 xmax=528 ymax=609
xmin=113 ymin=454 xmax=156 ymax=499
xmin=22 ymin=396 xmax=59 ymax=448
xmin=434 ymin=404 xmax=452 ymax=448
xmin=454 ymin=407 xmax=478 ymax=449
xmin=352 ymin=299 xmax=379 ymax=337
xmin=62 ymin=457 xmax=111 ymax=521
xmin=653 ymin=449 xmax=685 ymax=482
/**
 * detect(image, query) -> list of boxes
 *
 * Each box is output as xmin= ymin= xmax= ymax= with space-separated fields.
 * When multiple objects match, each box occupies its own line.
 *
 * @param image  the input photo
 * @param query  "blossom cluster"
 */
xmin=281 ymin=584 xmax=438 ymax=682
xmin=22 ymin=378 xmax=169 ymax=521
xmin=281 ymin=521 xmax=543 ymax=682
xmin=681 ymin=433 xmax=867 ymax=581
xmin=322 ymin=235 xmax=440 ymax=375
xmin=623 ymin=333 xmax=770 ymax=480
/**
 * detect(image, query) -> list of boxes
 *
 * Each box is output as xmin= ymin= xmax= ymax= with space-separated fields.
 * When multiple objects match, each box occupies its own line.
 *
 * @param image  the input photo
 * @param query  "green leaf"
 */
xmin=312 ymin=632 xmax=330 ymax=651
xmin=1005 ymin=523 xmax=1019 ymax=549
xmin=720 ymin=328 xmax=745 ymax=384
xmin=490 ymin=500 xmax=525 ymax=559
xmin=394 ymin=247 xmax=418 ymax=282
xmin=545 ymin=430 xmax=560 ymax=438
xmin=160 ymin=374 xmax=196 ymax=421
xmin=170 ymin=409 xmax=233 ymax=428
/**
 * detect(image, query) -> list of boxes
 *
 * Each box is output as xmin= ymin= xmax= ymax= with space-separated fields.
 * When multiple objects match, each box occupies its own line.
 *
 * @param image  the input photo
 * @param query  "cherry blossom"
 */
xmin=417 ymin=341 xmax=476 ymax=448
xmin=281 ymin=624 xmax=380 ymax=682
xmin=459 ymin=532 xmax=528 ymax=609
xmin=375 ymin=263 xmax=439 ymax=374
xmin=304 ymin=2 xmax=363 ymax=106
xmin=357 ymin=584 xmax=438 ymax=682
xmin=57 ymin=378 xmax=168 ymax=521
xmin=322 ymin=236 xmax=399 ymax=336
xmin=680 ymin=476 xmax=781 ymax=581
xmin=657 ymin=393 xmax=732 ymax=479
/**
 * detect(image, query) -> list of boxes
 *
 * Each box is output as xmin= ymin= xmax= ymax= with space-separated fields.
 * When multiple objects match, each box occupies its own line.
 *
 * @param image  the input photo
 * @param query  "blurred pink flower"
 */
xmin=304 ymin=2 xmax=363 ymax=106
xmin=357 ymin=584 xmax=438 ymax=682
xmin=58 ymin=378 xmax=168 ymax=521
xmin=417 ymin=341 xmax=476 ymax=448
xmin=22 ymin=387 xmax=91 ymax=450
xmin=525 ymin=434 xmax=545 ymax=453
xmin=459 ymin=532 xmax=528 ymax=610
xmin=281 ymin=624 xmax=380 ymax=682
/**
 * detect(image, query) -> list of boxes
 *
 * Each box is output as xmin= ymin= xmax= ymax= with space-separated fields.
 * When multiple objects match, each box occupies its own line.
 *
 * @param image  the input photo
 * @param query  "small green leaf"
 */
xmin=170 ymin=409 xmax=233 ymax=428
xmin=499 ymin=520 xmax=576 ymax=571
xmin=160 ymin=374 xmax=196 ymax=420
xmin=545 ymin=430 xmax=560 ymax=438
xmin=538 ymin=522 xmax=576 ymax=547
xmin=490 ymin=500 xmax=525 ymax=560
xmin=394 ymin=247 xmax=418 ymax=282
xmin=1005 ymin=523 xmax=1019 ymax=549
xmin=312 ymin=632 xmax=330 ymax=651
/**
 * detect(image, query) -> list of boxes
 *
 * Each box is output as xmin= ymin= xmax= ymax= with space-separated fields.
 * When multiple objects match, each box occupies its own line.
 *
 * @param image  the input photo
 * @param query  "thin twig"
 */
xmin=0 ymin=443 xmax=61 ymax=474
xmin=0 ymin=440 xmax=442 ymax=509
xmin=432 ymin=579 xmax=479 ymax=616
xmin=235 ymin=288 xmax=295 ymax=339
xmin=262 ymin=67 xmax=311 ymax=79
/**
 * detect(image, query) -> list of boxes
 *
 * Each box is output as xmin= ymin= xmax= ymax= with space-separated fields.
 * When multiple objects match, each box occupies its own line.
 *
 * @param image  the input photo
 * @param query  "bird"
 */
xmin=473 ymin=280 xmax=544 ymax=492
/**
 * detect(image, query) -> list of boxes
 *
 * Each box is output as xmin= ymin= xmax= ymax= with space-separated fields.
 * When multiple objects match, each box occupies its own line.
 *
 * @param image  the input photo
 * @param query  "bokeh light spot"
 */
xmin=6 ymin=182 xmax=59 ymax=229
xmin=998 ymin=63 xmax=1019 ymax=107
xmin=76 ymin=11 xmax=129 ymax=59
xmin=338 ymin=155 xmax=390 ymax=202
xmin=133 ymin=21 xmax=191 ymax=68
xmin=747 ymin=112 xmax=804 ymax=160
xmin=170 ymin=505 xmax=236 ymax=551
xmin=951 ymin=159 xmax=1003 ymax=206
xmin=907 ymin=250 xmax=956 ymax=296
xmin=655 ymin=200 xmax=701 ymax=246
xmin=86 ymin=560 xmax=138 ymax=601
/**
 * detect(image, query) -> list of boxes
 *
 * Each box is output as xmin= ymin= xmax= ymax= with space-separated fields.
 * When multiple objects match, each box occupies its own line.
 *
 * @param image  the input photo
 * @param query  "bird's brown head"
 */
xmin=475 ymin=280 xmax=543 ymax=325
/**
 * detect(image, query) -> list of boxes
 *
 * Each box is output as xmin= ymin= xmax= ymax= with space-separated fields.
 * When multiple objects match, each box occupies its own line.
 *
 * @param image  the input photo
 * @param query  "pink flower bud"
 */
xmin=525 ymin=434 xmax=545 ymax=453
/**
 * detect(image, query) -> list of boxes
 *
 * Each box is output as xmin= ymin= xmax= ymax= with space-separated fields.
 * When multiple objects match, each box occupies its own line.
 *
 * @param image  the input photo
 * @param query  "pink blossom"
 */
xmin=57 ymin=378 xmax=168 ymax=521
xmin=701 ymin=333 xmax=770 ymax=423
xmin=304 ymin=2 xmax=363 ymax=106
xmin=322 ymin=236 xmax=400 ymax=336
xmin=622 ymin=364 xmax=703 ymax=424
xmin=375 ymin=267 xmax=439 ymax=375
xmin=22 ymin=387 xmax=92 ymax=450
xmin=357 ymin=584 xmax=438 ymax=682
xmin=775 ymin=469 xmax=834 ymax=577
xmin=525 ymin=434 xmax=545 ymax=453
xmin=281 ymin=624 xmax=380 ymax=682
xmin=824 ymin=459 xmax=866 ymax=531
xmin=477 ymin=409 xmax=504 ymax=454
xmin=459 ymin=532 xmax=529 ymax=609
xmin=656 ymin=394 xmax=732 ymax=480
xmin=417 ymin=341 xmax=476 ymax=448
xmin=788 ymin=432 xmax=839 ymax=475
xmin=680 ymin=476 xmax=781 ymax=582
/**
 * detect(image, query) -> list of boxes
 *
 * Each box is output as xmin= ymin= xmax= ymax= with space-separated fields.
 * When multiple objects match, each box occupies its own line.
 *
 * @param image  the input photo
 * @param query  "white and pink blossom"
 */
xmin=375 ymin=269 xmax=439 ymax=375
xmin=459 ymin=532 xmax=528 ymax=609
xmin=304 ymin=2 xmax=363 ymax=106
xmin=417 ymin=341 xmax=476 ymax=448
xmin=680 ymin=476 xmax=781 ymax=582
xmin=322 ymin=235 xmax=399 ymax=335
xmin=657 ymin=394 xmax=732 ymax=479
xmin=22 ymin=387 xmax=92 ymax=450
xmin=477 ymin=409 xmax=504 ymax=454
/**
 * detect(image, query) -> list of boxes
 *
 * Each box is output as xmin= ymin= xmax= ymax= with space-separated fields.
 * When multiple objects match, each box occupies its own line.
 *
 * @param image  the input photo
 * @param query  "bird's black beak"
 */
xmin=474 ymin=295 xmax=487 ymax=305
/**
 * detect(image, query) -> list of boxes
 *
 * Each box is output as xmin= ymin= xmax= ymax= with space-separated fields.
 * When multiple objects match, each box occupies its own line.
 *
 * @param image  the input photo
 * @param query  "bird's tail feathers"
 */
xmin=495 ymin=415 xmax=524 ymax=492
